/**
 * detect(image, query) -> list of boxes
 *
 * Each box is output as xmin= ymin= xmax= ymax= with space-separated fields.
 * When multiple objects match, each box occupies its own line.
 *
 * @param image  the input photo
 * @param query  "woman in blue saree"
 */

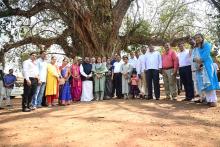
xmin=193 ymin=33 xmax=219 ymax=107
xmin=59 ymin=58 xmax=72 ymax=105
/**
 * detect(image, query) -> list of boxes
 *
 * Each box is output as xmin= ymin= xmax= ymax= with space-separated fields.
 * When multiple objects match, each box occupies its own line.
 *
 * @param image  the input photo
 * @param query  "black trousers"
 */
xmin=146 ymin=69 xmax=160 ymax=99
xmin=112 ymin=73 xmax=122 ymax=98
xmin=179 ymin=65 xmax=194 ymax=99
xmin=22 ymin=78 xmax=38 ymax=110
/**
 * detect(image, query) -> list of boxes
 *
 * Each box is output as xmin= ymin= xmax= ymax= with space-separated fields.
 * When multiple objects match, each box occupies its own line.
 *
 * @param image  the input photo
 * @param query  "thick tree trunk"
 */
xmin=0 ymin=51 xmax=5 ymax=69
xmin=0 ymin=0 xmax=191 ymax=58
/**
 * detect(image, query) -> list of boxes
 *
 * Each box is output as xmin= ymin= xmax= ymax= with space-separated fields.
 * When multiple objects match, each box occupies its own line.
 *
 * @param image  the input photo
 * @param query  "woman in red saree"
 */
xmin=71 ymin=57 xmax=82 ymax=101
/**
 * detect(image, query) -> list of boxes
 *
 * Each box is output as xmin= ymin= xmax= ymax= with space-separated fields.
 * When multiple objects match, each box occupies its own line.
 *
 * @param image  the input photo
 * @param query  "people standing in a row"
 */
xmin=14 ymin=34 xmax=219 ymax=112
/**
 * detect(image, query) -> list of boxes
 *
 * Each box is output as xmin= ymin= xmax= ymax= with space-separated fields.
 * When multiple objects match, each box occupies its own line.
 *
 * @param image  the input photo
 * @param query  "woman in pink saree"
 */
xmin=71 ymin=57 xmax=82 ymax=101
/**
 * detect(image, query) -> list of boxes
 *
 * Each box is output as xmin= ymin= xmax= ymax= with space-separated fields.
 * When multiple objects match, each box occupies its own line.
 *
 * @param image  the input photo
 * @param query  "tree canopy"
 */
xmin=0 ymin=0 xmax=218 ymax=60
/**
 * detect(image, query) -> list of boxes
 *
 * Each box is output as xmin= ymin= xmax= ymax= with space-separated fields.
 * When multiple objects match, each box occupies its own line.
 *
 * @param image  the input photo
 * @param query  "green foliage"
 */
xmin=20 ymin=53 xmax=30 ymax=62
xmin=133 ymin=20 xmax=151 ymax=38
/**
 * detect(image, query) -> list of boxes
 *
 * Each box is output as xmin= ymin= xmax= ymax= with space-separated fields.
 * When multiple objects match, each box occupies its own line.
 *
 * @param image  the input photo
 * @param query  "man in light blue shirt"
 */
xmin=32 ymin=51 xmax=47 ymax=108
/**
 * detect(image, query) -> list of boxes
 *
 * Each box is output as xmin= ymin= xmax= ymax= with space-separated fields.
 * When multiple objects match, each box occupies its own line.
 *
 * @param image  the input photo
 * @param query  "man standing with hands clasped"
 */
xmin=137 ymin=46 xmax=148 ymax=99
xmin=162 ymin=43 xmax=179 ymax=100
xmin=80 ymin=57 xmax=94 ymax=101
xmin=177 ymin=42 xmax=194 ymax=101
xmin=22 ymin=52 xmax=40 ymax=112
xmin=145 ymin=44 xmax=162 ymax=100
xmin=32 ymin=51 xmax=47 ymax=109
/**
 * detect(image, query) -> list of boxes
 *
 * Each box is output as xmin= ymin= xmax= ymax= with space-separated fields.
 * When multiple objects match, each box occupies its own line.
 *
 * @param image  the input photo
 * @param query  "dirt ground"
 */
xmin=0 ymin=91 xmax=220 ymax=147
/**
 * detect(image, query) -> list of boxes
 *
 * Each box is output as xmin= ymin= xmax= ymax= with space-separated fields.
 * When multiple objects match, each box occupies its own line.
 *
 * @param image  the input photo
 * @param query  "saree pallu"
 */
xmin=198 ymin=42 xmax=220 ymax=91
xmin=191 ymin=47 xmax=211 ymax=95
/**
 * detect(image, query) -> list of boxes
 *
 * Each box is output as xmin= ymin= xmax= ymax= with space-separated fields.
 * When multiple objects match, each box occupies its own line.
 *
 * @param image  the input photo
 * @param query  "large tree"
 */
xmin=0 ymin=0 xmax=200 ymax=58
xmin=209 ymin=0 xmax=220 ymax=39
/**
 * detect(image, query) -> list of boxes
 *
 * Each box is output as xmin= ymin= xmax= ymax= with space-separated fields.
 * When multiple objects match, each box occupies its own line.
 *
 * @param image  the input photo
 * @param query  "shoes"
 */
xmin=156 ymin=98 xmax=160 ymax=100
xmin=208 ymin=102 xmax=217 ymax=107
xmin=22 ymin=108 xmax=31 ymax=112
xmin=182 ymin=98 xmax=192 ymax=101
xmin=37 ymin=105 xmax=42 ymax=108
xmin=147 ymin=97 xmax=153 ymax=100
xmin=0 ymin=107 xmax=4 ymax=110
xmin=172 ymin=97 xmax=177 ymax=101
xmin=42 ymin=104 xmax=48 ymax=107
xmin=29 ymin=106 xmax=36 ymax=110
xmin=194 ymin=99 xmax=206 ymax=104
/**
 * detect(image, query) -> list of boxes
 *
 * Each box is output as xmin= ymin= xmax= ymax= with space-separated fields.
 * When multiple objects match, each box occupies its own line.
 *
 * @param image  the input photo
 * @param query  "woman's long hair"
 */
xmin=194 ymin=33 xmax=205 ymax=48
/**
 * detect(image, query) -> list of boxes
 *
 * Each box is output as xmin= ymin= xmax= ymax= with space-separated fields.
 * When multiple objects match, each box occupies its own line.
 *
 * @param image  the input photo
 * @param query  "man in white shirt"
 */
xmin=128 ymin=51 xmax=138 ymax=71
xmin=137 ymin=46 xmax=148 ymax=99
xmin=112 ymin=55 xmax=123 ymax=98
xmin=178 ymin=42 xmax=194 ymax=101
xmin=32 ymin=51 xmax=47 ymax=108
xmin=22 ymin=52 xmax=39 ymax=112
xmin=145 ymin=45 xmax=162 ymax=100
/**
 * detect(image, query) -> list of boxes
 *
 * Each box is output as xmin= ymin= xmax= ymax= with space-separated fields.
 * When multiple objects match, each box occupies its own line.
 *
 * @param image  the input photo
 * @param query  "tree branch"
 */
xmin=210 ymin=0 xmax=220 ymax=12
xmin=3 ymin=28 xmax=71 ymax=53
xmin=120 ymin=34 xmax=191 ymax=47
xmin=112 ymin=0 xmax=134 ymax=33
xmin=0 ymin=1 xmax=51 ymax=18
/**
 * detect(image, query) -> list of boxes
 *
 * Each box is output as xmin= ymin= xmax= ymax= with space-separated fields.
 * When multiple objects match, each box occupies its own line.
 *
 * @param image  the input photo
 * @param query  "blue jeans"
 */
xmin=32 ymin=82 xmax=46 ymax=107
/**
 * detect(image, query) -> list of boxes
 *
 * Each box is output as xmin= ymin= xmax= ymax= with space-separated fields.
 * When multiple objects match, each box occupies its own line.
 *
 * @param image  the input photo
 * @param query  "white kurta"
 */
xmin=80 ymin=64 xmax=93 ymax=101
xmin=81 ymin=81 xmax=93 ymax=101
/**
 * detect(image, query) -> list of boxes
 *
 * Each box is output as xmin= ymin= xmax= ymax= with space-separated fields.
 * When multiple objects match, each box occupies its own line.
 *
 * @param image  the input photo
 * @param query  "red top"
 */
xmin=162 ymin=49 xmax=179 ymax=70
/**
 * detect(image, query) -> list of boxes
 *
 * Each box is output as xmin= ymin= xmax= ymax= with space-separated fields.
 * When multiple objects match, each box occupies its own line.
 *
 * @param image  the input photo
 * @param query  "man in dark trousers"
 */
xmin=112 ymin=55 xmax=123 ymax=99
xmin=177 ymin=42 xmax=194 ymax=101
xmin=145 ymin=45 xmax=162 ymax=100
xmin=22 ymin=52 xmax=39 ymax=112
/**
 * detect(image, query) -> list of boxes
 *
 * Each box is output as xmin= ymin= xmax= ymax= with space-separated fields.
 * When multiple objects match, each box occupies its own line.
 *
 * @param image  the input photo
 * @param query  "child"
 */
xmin=130 ymin=71 xmax=140 ymax=99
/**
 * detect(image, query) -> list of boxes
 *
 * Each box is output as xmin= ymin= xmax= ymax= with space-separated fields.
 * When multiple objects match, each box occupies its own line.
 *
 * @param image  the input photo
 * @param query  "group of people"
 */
xmin=0 ymin=33 xmax=219 ymax=112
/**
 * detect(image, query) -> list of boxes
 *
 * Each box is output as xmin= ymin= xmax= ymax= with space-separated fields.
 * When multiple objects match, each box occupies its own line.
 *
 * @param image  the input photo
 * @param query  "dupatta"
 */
xmin=191 ymin=47 xmax=211 ymax=92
